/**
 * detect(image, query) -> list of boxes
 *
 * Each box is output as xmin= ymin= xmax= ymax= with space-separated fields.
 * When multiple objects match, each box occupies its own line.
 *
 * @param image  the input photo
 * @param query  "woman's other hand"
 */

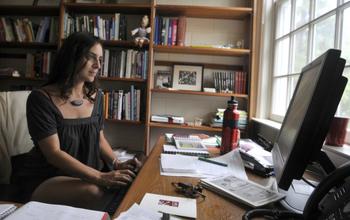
xmin=99 ymin=169 xmax=136 ymax=189
xmin=114 ymin=158 xmax=142 ymax=173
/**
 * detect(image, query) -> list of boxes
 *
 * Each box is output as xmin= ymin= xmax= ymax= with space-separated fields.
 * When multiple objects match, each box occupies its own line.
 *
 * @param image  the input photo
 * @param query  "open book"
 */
xmin=3 ymin=201 xmax=110 ymax=220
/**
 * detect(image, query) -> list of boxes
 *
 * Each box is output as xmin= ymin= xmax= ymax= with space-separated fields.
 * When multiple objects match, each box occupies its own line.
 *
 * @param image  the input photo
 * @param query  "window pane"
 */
xmin=341 ymin=7 xmax=350 ymax=65
xmin=288 ymin=75 xmax=300 ymax=103
xmin=313 ymin=15 xmax=335 ymax=59
xmin=274 ymin=37 xmax=290 ymax=76
xmin=292 ymin=28 xmax=308 ymax=73
xmin=294 ymin=0 xmax=309 ymax=28
xmin=276 ymin=0 xmax=291 ymax=38
xmin=315 ymin=0 xmax=336 ymax=17
xmin=272 ymin=77 xmax=288 ymax=116
xmin=337 ymin=68 xmax=350 ymax=121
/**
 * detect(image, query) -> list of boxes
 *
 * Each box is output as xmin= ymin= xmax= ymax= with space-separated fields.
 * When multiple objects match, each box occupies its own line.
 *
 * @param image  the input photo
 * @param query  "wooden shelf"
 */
xmin=64 ymin=3 xmax=151 ymax=14
xmin=0 ymin=5 xmax=59 ymax=16
xmin=98 ymin=77 xmax=146 ymax=83
xmin=155 ymin=5 xmax=252 ymax=20
xmin=0 ymin=76 xmax=46 ymax=81
xmin=101 ymin=40 xmax=149 ymax=49
xmin=0 ymin=42 xmax=58 ymax=49
xmin=154 ymin=45 xmax=250 ymax=56
xmin=149 ymin=122 xmax=222 ymax=132
xmin=151 ymin=88 xmax=248 ymax=98
xmin=105 ymin=119 xmax=144 ymax=125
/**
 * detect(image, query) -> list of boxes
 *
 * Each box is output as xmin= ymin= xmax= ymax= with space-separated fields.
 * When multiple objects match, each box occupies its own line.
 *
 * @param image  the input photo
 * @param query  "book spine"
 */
xmin=171 ymin=18 xmax=177 ymax=46
xmin=176 ymin=16 xmax=186 ymax=46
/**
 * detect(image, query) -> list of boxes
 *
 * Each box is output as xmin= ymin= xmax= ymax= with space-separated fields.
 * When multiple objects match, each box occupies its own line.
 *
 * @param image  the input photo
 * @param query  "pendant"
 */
xmin=70 ymin=99 xmax=84 ymax=106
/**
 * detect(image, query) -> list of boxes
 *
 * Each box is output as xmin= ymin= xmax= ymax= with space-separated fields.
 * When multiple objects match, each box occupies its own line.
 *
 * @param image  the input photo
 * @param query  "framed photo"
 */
xmin=155 ymin=70 xmax=172 ymax=89
xmin=172 ymin=65 xmax=203 ymax=91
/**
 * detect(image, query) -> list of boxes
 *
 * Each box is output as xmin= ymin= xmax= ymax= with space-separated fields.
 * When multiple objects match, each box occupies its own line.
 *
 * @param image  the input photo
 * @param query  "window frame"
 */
xmin=270 ymin=0 xmax=350 ymax=143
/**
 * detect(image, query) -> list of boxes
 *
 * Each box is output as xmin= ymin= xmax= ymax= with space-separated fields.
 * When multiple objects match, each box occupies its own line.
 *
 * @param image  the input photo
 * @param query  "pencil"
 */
xmin=198 ymin=157 xmax=228 ymax=167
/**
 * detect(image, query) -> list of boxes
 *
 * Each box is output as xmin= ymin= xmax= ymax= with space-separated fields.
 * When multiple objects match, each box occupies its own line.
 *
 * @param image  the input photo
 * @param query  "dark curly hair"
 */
xmin=45 ymin=32 xmax=102 ymax=102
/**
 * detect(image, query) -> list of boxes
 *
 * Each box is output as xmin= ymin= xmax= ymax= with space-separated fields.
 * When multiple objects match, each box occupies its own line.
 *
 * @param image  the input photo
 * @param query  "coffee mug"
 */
xmin=325 ymin=116 xmax=349 ymax=146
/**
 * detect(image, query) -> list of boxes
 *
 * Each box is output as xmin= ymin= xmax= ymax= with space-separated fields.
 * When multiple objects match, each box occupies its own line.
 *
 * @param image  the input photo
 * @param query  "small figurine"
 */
xmin=131 ymin=15 xmax=151 ymax=47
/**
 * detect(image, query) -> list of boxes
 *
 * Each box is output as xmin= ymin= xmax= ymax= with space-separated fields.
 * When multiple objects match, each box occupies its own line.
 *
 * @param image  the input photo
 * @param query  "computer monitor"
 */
xmin=272 ymin=49 xmax=347 ymax=213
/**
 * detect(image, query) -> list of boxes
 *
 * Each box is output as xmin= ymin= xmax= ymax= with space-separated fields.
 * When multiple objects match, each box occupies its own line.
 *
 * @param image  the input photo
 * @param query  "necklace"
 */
xmin=69 ymin=99 xmax=84 ymax=106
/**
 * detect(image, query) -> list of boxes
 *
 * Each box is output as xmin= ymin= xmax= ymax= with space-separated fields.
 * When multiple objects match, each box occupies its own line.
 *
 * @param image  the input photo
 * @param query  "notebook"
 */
xmin=0 ymin=204 xmax=16 ymax=220
xmin=163 ymin=144 xmax=210 ymax=157
xmin=173 ymin=135 xmax=207 ymax=151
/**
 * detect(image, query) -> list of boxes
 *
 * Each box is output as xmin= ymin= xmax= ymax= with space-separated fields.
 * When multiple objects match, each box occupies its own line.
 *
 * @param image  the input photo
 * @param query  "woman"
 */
xmin=12 ymin=32 xmax=141 ymax=211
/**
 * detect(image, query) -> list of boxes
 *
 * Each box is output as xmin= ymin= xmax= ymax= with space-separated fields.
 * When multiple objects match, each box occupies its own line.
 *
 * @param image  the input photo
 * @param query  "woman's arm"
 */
xmin=38 ymin=133 xmax=135 ymax=188
xmin=99 ymin=130 xmax=118 ymax=168
xmin=99 ymin=130 xmax=142 ymax=171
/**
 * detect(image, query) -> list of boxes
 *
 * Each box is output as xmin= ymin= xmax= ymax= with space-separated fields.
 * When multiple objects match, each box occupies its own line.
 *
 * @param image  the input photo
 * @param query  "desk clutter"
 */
xmin=159 ymin=134 xmax=283 ymax=208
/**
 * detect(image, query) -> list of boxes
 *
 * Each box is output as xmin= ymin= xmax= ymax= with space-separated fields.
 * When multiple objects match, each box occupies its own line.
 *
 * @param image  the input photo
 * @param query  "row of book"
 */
xmin=213 ymin=71 xmax=248 ymax=94
xmin=210 ymin=108 xmax=248 ymax=129
xmin=153 ymin=16 xmax=186 ymax=46
xmin=25 ymin=51 xmax=54 ymax=78
xmin=0 ymin=17 xmax=58 ymax=43
xmin=100 ymin=49 xmax=148 ymax=79
xmin=63 ymin=13 xmax=127 ymax=40
xmin=103 ymin=85 xmax=142 ymax=121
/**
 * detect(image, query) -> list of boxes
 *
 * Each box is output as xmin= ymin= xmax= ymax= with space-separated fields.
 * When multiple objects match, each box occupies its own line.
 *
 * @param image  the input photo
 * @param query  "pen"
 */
xmin=198 ymin=157 xmax=228 ymax=167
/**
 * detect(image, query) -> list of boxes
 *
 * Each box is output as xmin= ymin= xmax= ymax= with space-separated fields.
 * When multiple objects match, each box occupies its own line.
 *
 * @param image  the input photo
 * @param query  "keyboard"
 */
xmin=200 ymin=175 xmax=285 ymax=208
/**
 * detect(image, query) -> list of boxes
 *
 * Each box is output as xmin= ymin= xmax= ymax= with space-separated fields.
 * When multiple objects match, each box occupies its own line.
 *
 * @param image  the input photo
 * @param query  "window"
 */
xmin=271 ymin=0 xmax=350 ymax=140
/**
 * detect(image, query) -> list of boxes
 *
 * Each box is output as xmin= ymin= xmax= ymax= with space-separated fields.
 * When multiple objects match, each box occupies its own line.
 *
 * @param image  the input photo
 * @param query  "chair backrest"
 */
xmin=0 ymin=91 xmax=32 ymax=184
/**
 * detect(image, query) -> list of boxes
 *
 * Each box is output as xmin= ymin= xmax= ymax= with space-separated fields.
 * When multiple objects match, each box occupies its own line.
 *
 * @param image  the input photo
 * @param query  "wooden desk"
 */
xmin=114 ymin=136 xmax=271 ymax=219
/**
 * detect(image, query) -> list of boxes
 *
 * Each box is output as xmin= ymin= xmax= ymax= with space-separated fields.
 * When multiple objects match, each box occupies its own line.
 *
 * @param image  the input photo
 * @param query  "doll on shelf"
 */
xmin=131 ymin=15 xmax=151 ymax=47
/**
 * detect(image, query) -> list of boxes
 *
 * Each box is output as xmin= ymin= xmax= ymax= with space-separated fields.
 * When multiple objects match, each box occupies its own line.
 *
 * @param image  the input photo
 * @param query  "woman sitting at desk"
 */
xmin=11 ymin=32 xmax=142 ymax=211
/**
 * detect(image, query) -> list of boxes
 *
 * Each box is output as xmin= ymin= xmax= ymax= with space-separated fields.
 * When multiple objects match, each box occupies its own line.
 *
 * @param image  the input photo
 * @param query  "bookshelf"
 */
xmin=146 ymin=0 xmax=260 ymax=152
xmin=0 ymin=4 xmax=60 ymax=90
xmin=0 ymin=0 xmax=261 ymax=155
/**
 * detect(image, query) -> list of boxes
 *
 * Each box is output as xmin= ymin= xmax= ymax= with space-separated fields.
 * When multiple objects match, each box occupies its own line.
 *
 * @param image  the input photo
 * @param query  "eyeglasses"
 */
xmin=85 ymin=52 xmax=104 ymax=66
xmin=172 ymin=182 xmax=206 ymax=200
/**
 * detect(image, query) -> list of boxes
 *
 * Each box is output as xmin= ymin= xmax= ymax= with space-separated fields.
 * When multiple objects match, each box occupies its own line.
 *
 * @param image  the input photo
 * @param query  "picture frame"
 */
xmin=155 ymin=70 xmax=172 ymax=89
xmin=172 ymin=65 xmax=203 ymax=91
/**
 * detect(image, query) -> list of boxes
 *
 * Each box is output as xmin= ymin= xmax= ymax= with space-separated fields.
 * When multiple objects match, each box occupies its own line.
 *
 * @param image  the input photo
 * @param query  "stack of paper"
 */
xmin=115 ymin=204 xmax=162 ymax=220
xmin=160 ymin=154 xmax=197 ymax=173
xmin=160 ymin=149 xmax=248 ymax=180
xmin=4 ymin=201 xmax=109 ymax=220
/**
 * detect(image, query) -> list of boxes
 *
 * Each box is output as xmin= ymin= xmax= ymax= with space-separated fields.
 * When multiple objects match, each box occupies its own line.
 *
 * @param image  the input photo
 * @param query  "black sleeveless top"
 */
xmin=12 ymin=89 xmax=105 ymax=187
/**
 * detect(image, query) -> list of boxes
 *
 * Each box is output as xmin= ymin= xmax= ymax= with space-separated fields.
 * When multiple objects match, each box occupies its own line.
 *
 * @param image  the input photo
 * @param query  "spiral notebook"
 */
xmin=0 ymin=204 xmax=17 ymax=220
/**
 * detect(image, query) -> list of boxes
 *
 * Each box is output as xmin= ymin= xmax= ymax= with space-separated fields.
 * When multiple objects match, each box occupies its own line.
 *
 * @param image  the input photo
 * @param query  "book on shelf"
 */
xmin=213 ymin=70 xmax=247 ymax=94
xmin=100 ymin=49 xmax=147 ymax=79
xmin=163 ymin=144 xmax=210 ymax=157
xmin=176 ymin=16 xmax=186 ymax=46
xmin=103 ymin=86 xmax=141 ymax=121
xmin=154 ymin=16 xmax=186 ymax=46
xmin=151 ymin=114 xmax=184 ymax=124
xmin=1 ymin=201 xmax=110 ymax=220
xmin=63 ymin=13 xmax=127 ymax=41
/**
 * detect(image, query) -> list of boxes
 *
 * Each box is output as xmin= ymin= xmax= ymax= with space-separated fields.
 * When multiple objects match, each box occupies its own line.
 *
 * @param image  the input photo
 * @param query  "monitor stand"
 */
xmin=278 ymin=179 xmax=315 ymax=213
xmin=278 ymin=151 xmax=336 ymax=213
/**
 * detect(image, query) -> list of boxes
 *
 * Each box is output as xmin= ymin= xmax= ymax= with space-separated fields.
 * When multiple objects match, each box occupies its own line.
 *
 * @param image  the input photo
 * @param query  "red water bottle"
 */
xmin=220 ymin=97 xmax=240 ymax=154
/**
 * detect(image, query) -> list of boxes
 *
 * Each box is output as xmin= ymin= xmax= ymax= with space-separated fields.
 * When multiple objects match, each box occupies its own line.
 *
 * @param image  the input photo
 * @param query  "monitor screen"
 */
xmin=272 ymin=49 xmax=347 ymax=191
